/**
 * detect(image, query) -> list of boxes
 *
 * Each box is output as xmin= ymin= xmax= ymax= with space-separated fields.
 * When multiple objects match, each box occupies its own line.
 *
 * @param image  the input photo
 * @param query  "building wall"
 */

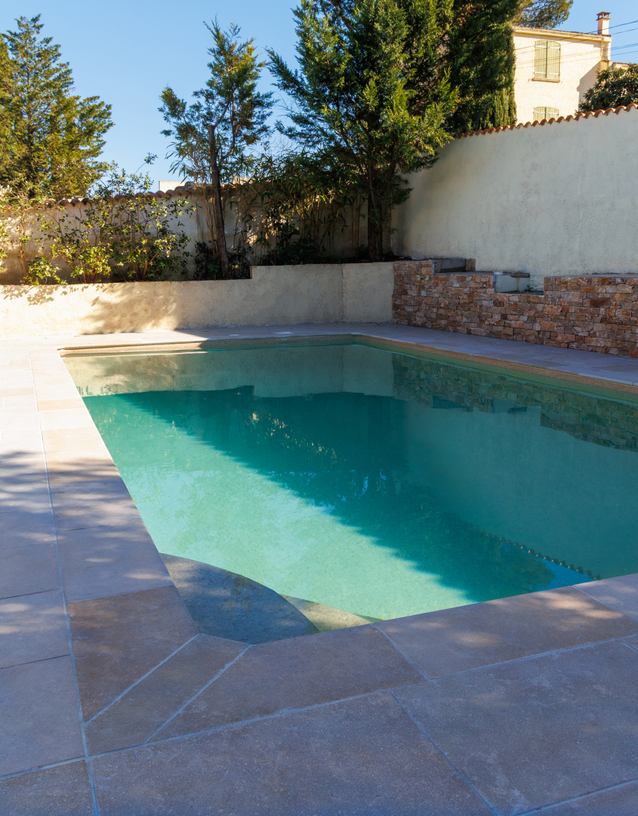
xmin=393 ymin=261 xmax=638 ymax=357
xmin=513 ymin=27 xmax=607 ymax=123
xmin=392 ymin=105 xmax=638 ymax=284
xmin=0 ymin=262 xmax=394 ymax=337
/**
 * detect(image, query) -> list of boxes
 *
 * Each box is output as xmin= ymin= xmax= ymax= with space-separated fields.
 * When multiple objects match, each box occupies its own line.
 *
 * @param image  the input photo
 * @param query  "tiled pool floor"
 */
xmin=2 ymin=323 xmax=638 ymax=815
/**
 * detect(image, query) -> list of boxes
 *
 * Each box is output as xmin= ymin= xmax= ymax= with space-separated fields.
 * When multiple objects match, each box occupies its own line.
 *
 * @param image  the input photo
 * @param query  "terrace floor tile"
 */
xmin=394 ymin=639 xmax=638 ymax=815
xmin=0 ymin=656 xmax=84 ymax=776
xmin=0 ymin=761 xmax=94 ymax=816
xmin=153 ymin=624 xmax=424 ymax=741
xmin=0 ymin=429 xmax=44 ymax=455
xmin=68 ymin=585 xmax=197 ymax=720
xmin=42 ymin=425 xmax=108 ymax=452
xmin=58 ymin=523 xmax=173 ymax=602
xmin=538 ymin=779 xmax=638 ymax=814
xmin=0 ymin=543 xmax=59 ymax=599
xmin=575 ymin=574 xmax=638 ymax=624
xmin=0 ymin=510 xmax=55 ymax=550
xmin=86 ymin=633 xmax=246 ymax=754
xmin=0 ymin=590 xmax=69 ymax=669
xmin=50 ymin=478 xmax=142 ymax=531
xmin=377 ymin=586 xmax=638 ymax=678
xmin=94 ymin=693 xmax=491 ymax=816
xmin=38 ymin=407 xmax=95 ymax=432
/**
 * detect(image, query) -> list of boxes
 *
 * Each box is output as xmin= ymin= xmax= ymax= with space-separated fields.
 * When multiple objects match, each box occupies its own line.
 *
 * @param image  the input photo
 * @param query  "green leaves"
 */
xmin=269 ymin=0 xmax=458 ymax=258
xmin=20 ymin=166 xmax=193 ymax=284
xmin=578 ymin=65 xmax=638 ymax=114
xmin=160 ymin=20 xmax=273 ymax=186
xmin=0 ymin=15 xmax=113 ymax=198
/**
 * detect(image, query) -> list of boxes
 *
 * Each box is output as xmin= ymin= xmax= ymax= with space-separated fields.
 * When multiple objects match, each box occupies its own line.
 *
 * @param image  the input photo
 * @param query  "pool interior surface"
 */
xmin=65 ymin=342 xmax=638 ymax=621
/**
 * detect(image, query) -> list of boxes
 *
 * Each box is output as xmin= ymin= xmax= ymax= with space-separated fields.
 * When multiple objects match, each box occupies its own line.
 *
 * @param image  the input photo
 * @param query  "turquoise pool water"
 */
xmin=67 ymin=342 xmax=638 ymax=620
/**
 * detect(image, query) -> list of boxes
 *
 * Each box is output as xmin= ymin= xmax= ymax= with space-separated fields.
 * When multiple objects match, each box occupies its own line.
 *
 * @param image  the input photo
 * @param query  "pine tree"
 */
xmin=160 ymin=21 xmax=273 ymax=278
xmin=514 ymin=0 xmax=573 ymax=29
xmin=269 ymin=0 xmax=519 ymax=261
xmin=0 ymin=16 xmax=113 ymax=198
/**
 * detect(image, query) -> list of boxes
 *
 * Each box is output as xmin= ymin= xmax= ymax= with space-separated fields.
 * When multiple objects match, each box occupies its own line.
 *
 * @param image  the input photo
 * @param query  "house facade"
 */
xmin=513 ymin=12 xmax=618 ymax=123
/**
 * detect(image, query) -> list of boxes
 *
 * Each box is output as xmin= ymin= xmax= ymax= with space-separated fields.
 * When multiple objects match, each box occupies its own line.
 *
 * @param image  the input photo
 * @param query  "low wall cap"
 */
xmin=456 ymin=103 xmax=638 ymax=140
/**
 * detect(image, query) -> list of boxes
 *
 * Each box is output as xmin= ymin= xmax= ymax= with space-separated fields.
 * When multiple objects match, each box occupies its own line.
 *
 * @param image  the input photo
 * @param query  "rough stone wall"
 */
xmin=393 ymin=261 xmax=638 ymax=358
xmin=392 ymin=352 xmax=638 ymax=453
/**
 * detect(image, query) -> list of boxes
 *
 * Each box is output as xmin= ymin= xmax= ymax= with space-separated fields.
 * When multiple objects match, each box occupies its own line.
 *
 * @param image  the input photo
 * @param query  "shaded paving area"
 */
xmin=2 ymin=324 xmax=638 ymax=815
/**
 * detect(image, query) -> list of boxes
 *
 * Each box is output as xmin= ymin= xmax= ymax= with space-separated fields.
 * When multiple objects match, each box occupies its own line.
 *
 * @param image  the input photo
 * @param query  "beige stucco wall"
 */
xmin=0 ymin=263 xmax=393 ymax=338
xmin=513 ymin=28 xmax=607 ymax=123
xmin=392 ymin=106 xmax=638 ymax=286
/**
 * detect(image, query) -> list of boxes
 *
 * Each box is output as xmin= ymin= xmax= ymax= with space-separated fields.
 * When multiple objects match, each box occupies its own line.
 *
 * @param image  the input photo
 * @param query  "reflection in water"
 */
xmin=70 ymin=344 xmax=638 ymax=618
xmin=73 ymin=336 xmax=638 ymax=619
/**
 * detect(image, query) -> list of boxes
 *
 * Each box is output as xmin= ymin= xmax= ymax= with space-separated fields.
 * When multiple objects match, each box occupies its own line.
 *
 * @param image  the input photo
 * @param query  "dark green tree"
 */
xmin=0 ymin=15 xmax=113 ymax=198
xmin=269 ymin=0 xmax=519 ymax=260
xmin=160 ymin=20 xmax=273 ymax=278
xmin=578 ymin=65 xmax=638 ymax=113
xmin=446 ymin=0 xmax=518 ymax=133
xmin=514 ymin=0 xmax=573 ymax=29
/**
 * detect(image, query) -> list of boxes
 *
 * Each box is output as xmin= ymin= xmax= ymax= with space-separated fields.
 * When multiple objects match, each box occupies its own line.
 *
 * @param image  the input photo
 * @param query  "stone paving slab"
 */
xmin=68 ymin=585 xmax=197 ymax=720
xmin=0 ymin=656 xmax=84 ymax=776
xmin=152 ymin=624 xmax=425 ymax=741
xmin=2 ymin=324 xmax=638 ymax=814
xmin=378 ymin=585 xmax=638 ymax=678
xmin=93 ymin=693 xmax=493 ymax=816
xmin=0 ymin=762 xmax=94 ymax=816
xmin=395 ymin=639 xmax=638 ymax=815
xmin=0 ymin=590 xmax=68 ymax=669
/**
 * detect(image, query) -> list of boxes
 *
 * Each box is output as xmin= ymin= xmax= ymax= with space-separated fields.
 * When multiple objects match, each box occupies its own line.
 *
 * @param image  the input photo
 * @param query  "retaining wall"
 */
xmin=393 ymin=261 xmax=638 ymax=357
xmin=0 ymin=262 xmax=393 ymax=338
xmin=393 ymin=105 xmax=638 ymax=286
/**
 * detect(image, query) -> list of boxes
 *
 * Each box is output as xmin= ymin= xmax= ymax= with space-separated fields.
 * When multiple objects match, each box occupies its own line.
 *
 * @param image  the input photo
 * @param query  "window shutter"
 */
xmin=534 ymin=41 xmax=548 ymax=78
xmin=533 ymin=107 xmax=560 ymax=121
xmin=547 ymin=42 xmax=561 ymax=80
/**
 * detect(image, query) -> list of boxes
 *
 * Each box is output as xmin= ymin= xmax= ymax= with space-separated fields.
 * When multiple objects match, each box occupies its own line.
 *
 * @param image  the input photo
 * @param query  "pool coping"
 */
xmin=3 ymin=322 xmax=638 ymax=815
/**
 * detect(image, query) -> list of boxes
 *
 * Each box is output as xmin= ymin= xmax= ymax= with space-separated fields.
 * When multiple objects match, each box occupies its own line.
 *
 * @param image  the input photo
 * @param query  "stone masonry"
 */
xmin=393 ymin=261 xmax=638 ymax=357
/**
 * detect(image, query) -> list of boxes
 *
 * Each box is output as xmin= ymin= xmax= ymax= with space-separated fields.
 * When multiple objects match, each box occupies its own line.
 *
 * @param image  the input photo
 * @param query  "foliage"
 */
xmin=0 ymin=184 xmax=54 ymax=280
xmin=578 ymin=65 xmax=638 ymax=113
xmin=446 ymin=0 xmax=519 ymax=133
xmin=268 ymin=0 xmax=519 ymax=261
xmin=514 ymin=0 xmax=573 ymax=29
xmin=0 ymin=16 xmax=113 ymax=198
xmin=20 ymin=167 xmax=193 ymax=285
xmin=160 ymin=20 xmax=273 ymax=276
xmin=193 ymin=241 xmax=250 ymax=279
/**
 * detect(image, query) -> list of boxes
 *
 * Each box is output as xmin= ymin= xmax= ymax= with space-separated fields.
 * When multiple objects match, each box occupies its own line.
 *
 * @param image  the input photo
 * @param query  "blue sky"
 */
xmin=1 ymin=0 xmax=636 ymax=187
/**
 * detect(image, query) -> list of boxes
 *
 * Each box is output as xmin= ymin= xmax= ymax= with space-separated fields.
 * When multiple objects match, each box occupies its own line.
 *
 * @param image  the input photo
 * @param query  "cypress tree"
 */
xmin=269 ymin=0 xmax=519 ymax=260
xmin=446 ymin=0 xmax=519 ymax=134
xmin=0 ymin=16 xmax=113 ymax=198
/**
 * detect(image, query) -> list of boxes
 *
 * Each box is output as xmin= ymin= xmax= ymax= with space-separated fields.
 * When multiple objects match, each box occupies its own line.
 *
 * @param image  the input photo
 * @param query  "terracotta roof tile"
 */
xmin=456 ymin=103 xmax=638 ymax=139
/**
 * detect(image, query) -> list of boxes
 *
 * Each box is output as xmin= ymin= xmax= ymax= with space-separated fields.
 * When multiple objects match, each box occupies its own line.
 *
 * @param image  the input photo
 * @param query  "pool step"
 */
xmin=160 ymin=554 xmax=318 ymax=644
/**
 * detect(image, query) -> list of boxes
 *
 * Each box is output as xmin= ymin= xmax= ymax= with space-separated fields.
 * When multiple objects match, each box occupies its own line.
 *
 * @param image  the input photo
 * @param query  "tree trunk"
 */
xmin=207 ymin=124 xmax=230 ymax=279
xmin=367 ymin=191 xmax=384 ymax=262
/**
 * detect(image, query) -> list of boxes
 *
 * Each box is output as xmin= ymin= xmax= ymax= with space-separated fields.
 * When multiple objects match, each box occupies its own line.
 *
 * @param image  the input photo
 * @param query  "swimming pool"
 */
xmin=65 ymin=340 xmax=638 ymax=621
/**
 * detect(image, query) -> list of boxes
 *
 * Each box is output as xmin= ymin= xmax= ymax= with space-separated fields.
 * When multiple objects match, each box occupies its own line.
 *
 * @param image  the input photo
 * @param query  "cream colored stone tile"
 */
xmin=37 ymin=399 xmax=85 ymax=412
xmin=39 ymin=407 xmax=94 ymax=431
xmin=42 ymin=426 xmax=108 ymax=453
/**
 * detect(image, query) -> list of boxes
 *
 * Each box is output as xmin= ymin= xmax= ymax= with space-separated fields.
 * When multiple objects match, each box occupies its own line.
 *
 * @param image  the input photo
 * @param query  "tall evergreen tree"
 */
xmin=0 ymin=16 xmax=113 ymax=198
xmin=446 ymin=0 xmax=518 ymax=133
xmin=160 ymin=20 xmax=273 ymax=278
xmin=269 ymin=0 xmax=519 ymax=260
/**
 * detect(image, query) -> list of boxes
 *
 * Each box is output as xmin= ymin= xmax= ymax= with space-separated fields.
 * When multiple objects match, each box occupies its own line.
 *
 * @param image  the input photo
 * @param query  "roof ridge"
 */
xmin=456 ymin=103 xmax=638 ymax=139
